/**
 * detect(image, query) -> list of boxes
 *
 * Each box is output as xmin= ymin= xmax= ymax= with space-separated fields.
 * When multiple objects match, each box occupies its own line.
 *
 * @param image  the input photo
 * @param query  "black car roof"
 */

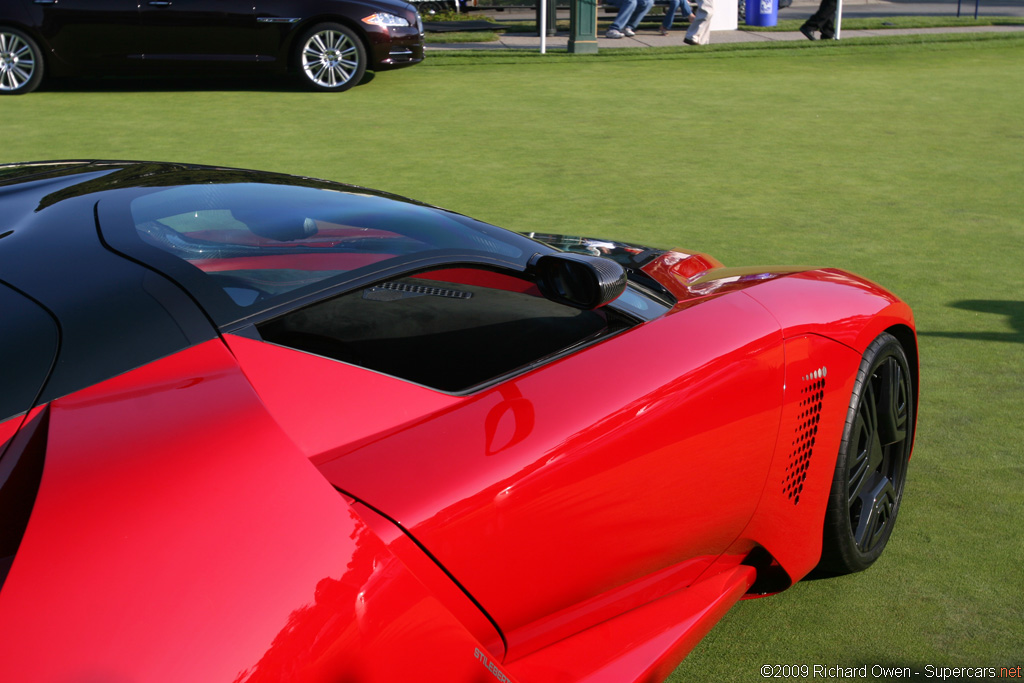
xmin=0 ymin=162 xmax=220 ymax=416
xmin=0 ymin=160 xmax=554 ymax=415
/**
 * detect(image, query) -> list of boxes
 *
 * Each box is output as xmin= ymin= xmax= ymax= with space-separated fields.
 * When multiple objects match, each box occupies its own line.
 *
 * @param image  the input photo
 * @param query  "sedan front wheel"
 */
xmin=296 ymin=23 xmax=367 ymax=93
xmin=0 ymin=28 xmax=43 ymax=95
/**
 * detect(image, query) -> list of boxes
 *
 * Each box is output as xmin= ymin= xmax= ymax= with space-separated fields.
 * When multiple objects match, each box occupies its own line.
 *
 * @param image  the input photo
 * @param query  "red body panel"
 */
xmin=298 ymin=290 xmax=786 ymax=656
xmin=506 ymin=565 xmax=756 ymax=683
xmin=742 ymin=269 xmax=914 ymax=352
xmin=0 ymin=342 xmax=509 ymax=682
xmin=227 ymin=334 xmax=461 ymax=458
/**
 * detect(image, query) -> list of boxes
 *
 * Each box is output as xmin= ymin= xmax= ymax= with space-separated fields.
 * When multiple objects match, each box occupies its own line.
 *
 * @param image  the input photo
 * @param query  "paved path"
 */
xmin=426 ymin=0 xmax=1024 ymax=51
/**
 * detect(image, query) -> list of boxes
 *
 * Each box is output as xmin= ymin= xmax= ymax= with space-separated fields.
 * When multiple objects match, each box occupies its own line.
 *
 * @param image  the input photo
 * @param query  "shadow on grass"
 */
xmin=919 ymin=300 xmax=1024 ymax=345
xmin=40 ymin=71 xmax=375 ymax=94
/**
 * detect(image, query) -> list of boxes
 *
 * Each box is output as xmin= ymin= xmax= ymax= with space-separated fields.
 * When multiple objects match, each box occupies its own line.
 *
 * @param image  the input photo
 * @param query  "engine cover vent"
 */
xmin=363 ymin=281 xmax=473 ymax=302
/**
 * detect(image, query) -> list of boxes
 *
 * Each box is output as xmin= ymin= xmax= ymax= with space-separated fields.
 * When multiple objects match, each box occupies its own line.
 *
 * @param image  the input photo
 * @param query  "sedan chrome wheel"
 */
xmin=818 ymin=332 xmax=914 ymax=574
xmin=0 ymin=29 xmax=42 ymax=95
xmin=297 ymin=24 xmax=366 ymax=92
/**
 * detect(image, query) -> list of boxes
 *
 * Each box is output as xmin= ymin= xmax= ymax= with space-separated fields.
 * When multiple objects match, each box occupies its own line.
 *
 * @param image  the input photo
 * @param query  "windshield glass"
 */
xmin=124 ymin=183 xmax=529 ymax=322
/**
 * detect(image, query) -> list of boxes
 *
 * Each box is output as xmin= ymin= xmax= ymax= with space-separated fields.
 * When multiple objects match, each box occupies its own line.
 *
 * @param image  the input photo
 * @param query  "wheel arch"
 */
xmin=884 ymin=322 xmax=920 ymax=447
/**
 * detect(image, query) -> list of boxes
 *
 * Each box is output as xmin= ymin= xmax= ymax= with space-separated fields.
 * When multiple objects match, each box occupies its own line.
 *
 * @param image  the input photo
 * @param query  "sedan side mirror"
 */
xmin=529 ymin=252 xmax=627 ymax=310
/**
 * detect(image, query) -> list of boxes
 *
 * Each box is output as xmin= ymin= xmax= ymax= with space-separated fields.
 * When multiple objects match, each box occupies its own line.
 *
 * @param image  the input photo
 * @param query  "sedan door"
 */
xmin=32 ymin=0 xmax=142 ymax=70
xmin=137 ymin=0 xmax=278 ymax=65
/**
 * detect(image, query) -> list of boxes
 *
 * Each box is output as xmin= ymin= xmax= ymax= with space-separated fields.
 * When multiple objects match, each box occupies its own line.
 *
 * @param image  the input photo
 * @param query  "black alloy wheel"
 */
xmin=295 ymin=23 xmax=367 ymax=92
xmin=818 ymin=332 xmax=914 ymax=574
xmin=0 ymin=28 xmax=43 ymax=95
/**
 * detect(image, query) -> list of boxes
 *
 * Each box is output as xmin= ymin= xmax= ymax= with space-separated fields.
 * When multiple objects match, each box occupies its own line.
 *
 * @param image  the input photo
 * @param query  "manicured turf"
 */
xmin=4 ymin=33 xmax=1022 ymax=680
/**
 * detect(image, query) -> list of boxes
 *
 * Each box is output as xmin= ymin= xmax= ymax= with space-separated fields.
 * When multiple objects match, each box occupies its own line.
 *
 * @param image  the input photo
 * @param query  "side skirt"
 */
xmin=503 ymin=564 xmax=756 ymax=683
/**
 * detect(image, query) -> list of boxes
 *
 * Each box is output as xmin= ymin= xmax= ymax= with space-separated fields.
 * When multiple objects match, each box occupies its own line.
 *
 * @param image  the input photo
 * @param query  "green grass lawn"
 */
xmin=4 ymin=33 xmax=1023 ymax=680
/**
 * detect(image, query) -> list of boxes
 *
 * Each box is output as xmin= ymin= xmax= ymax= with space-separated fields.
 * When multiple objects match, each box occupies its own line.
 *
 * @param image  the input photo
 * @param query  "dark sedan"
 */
xmin=0 ymin=0 xmax=424 ymax=94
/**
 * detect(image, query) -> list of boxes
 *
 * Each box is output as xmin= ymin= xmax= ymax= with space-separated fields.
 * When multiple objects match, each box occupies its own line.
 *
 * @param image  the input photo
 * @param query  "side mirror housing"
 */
xmin=529 ymin=252 xmax=627 ymax=310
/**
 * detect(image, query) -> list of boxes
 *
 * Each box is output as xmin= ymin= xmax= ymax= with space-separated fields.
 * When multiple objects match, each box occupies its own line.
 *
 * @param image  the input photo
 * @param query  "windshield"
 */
xmin=114 ymin=182 xmax=531 ymax=325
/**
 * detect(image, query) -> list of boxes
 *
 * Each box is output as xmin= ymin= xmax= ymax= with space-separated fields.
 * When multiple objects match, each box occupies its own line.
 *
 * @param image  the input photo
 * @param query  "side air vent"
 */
xmin=783 ymin=367 xmax=827 ymax=505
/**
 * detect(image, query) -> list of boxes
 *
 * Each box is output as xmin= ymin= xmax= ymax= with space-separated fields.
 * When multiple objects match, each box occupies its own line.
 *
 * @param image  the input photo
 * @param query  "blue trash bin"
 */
xmin=745 ymin=0 xmax=777 ymax=27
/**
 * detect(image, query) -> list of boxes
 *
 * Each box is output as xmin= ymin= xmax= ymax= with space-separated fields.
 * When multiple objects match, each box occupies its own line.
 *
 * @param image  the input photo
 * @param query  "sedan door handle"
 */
xmin=148 ymin=1 xmax=172 ymax=5
xmin=33 ymin=0 xmax=57 ymax=5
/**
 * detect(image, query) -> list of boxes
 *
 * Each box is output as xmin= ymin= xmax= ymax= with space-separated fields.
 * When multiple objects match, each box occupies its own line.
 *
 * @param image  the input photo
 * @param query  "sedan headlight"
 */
xmin=362 ymin=12 xmax=411 ymax=27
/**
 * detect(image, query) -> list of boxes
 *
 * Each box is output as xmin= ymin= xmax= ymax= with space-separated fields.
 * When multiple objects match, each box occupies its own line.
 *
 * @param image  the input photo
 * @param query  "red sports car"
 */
xmin=0 ymin=161 xmax=917 ymax=682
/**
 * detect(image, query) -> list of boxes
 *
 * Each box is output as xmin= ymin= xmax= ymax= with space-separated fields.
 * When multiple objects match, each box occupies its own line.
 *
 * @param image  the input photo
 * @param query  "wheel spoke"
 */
xmin=2 ymin=32 xmax=38 ymax=92
xmin=877 ymin=357 xmax=908 ymax=445
xmin=848 ymin=380 xmax=881 ymax=499
xmin=852 ymin=478 xmax=896 ymax=551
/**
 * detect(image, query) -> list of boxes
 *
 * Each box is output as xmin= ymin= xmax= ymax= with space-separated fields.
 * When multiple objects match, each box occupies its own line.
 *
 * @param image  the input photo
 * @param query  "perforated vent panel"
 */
xmin=783 ymin=367 xmax=827 ymax=505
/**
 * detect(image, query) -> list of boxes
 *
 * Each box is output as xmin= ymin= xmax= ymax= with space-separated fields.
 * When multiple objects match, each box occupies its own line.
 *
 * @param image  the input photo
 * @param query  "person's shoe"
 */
xmin=799 ymin=24 xmax=817 ymax=40
xmin=820 ymin=31 xmax=835 ymax=39
xmin=687 ymin=13 xmax=696 ymax=21
xmin=623 ymin=26 xmax=636 ymax=36
xmin=683 ymin=37 xmax=698 ymax=45
xmin=606 ymin=28 xmax=625 ymax=38
xmin=659 ymin=26 xmax=669 ymax=36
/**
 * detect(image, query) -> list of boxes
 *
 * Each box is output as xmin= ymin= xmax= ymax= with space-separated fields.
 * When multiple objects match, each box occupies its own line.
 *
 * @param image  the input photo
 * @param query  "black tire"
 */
xmin=0 ymin=27 xmax=44 ymax=95
xmin=294 ymin=23 xmax=366 ymax=93
xmin=420 ymin=2 xmax=449 ymax=14
xmin=818 ymin=332 xmax=914 ymax=575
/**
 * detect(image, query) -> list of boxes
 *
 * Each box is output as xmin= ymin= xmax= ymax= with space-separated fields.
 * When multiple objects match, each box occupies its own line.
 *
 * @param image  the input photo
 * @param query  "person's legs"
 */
xmin=802 ymin=0 xmax=837 ymax=33
xmin=627 ymin=0 xmax=654 ymax=29
xmin=610 ymin=0 xmax=639 ymax=31
xmin=684 ymin=0 xmax=714 ymax=44
xmin=662 ymin=0 xmax=681 ymax=29
xmin=820 ymin=16 xmax=836 ymax=38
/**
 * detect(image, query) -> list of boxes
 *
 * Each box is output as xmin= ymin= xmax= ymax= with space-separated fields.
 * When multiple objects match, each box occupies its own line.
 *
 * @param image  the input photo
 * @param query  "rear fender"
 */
xmin=0 ymin=340 xmax=509 ymax=683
